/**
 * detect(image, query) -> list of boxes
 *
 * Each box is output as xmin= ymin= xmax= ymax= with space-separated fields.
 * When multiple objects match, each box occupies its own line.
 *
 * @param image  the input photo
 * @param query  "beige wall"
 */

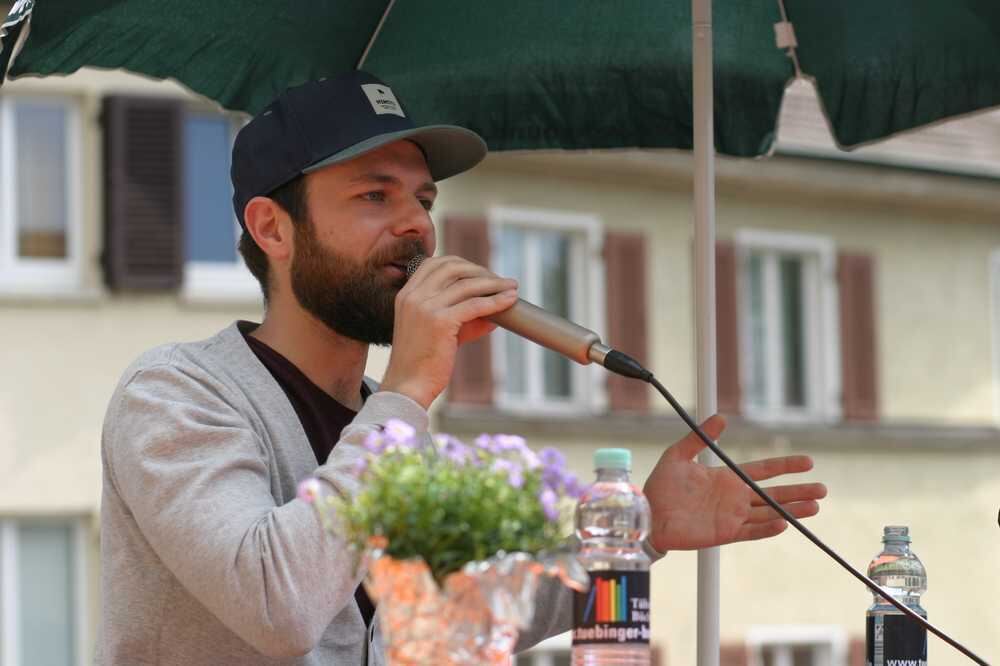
xmin=722 ymin=192 xmax=1000 ymax=426
xmin=434 ymin=157 xmax=698 ymax=413
xmin=438 ymin=151 xmax=1000 ymax=426
xmin=0 ymin=300 xmax=261 ymax=511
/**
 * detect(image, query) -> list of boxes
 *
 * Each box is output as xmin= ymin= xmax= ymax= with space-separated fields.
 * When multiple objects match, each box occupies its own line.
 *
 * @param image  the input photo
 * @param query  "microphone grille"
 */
xmin=405 ymin=254 xmax=426 ymax=279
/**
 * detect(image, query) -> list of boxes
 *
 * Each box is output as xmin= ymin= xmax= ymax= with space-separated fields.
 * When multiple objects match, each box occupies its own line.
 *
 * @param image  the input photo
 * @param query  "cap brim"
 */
xmin=302 ymin=125 xmax=487 ymax=181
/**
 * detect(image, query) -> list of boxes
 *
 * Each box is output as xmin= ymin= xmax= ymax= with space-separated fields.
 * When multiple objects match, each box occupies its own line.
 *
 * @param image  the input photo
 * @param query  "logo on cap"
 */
xmin=361 ymin=84 xmax=405 ymax=118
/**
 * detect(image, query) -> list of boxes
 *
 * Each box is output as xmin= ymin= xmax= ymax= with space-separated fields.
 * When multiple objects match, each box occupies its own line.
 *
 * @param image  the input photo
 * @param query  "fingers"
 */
xmin=426 ymin=276 xmax=518 ymax=310
xmin=666 ymin=414 xmax=727 ymax=461
xmin=401 ymin=253 xmax=448 ymax=289
xmin=739 ymin=455 xmax=814 ymax=482
xmin=736 ymin=519 xmax=789 ymax=542
xmin=400 ymin=256 xmax=517 ymax=325
xmin=749 ymin=482 xmax=827 ymax=507
xmin=404 ymin=255 xmax=503 ymax=293
xmin=747 ymin=500 xmax=820 ymax=524
xmin=457 ymin=318 xmax=499 ymax=345
xmin=446 ymin=290 xmax=519 ymax=326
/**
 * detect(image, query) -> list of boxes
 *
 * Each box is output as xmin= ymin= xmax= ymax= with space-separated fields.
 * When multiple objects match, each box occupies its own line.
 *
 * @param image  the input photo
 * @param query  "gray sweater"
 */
xmin=96 ymin=322 xmax=573 ymax=665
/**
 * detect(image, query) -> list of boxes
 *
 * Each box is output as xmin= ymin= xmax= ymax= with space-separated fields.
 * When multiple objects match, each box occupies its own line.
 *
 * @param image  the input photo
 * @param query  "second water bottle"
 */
xmin=572 ymin=448 xmax=652 ymax=666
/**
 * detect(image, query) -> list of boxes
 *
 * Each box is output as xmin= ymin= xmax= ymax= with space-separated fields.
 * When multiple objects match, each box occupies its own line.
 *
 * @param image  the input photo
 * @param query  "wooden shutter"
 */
xmin=443 ymin=216 xmax=494 ymax=406
xmin=604 ymin=231 xmax=649 ymax=412
xmin=716 ymin=240 xmax=742 ymax=415
xmin=719 ymin=642 xmax=749 ymax=666
xmin=102 ymin=96 xmax=184 ymax=290
xmin=838 ymin=253 xmax=879 ymax=421
xmin=848 ymin=637 xmax=866 ymax=666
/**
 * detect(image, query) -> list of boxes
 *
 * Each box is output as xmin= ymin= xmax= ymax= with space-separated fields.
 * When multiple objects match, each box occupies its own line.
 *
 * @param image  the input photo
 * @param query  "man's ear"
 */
xmin=243 ymin=196 xmax=293 ymax=263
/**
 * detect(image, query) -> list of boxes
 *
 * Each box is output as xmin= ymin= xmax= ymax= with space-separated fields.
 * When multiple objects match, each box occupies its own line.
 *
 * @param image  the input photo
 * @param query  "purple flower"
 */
xmin=518 ymin=447 xmax=542 ymax=470
xmin=538 ymin=446 xmax=566 ymax=470
xmin=492 ymin=458 xmax=525 ymax=488
xmin=542 ymin=465 xmax=567 ymax=492
xmin=493 ymin=434 xmax=527 ymax=452
xmin=539 ymin=488 xmax=560 ymax=522
xmin=435 ymin=434 xmax=472 ymax=466
xmin=363 ymin=430 xmax=386 ymax=455
xmin=539 ymin=447 xmax=566 ymax=469
xmin=563 ymin=474 xmax=584 ymax=499
xmin=297 ymin=478 xmax=321 ymax=504
xmin=383 ymin=419 xmax=417 ymax=445
xmin=538 ymin=446 xmax=581 ymax=495
xmin=491 ymin=434 xmax=543 ymax=470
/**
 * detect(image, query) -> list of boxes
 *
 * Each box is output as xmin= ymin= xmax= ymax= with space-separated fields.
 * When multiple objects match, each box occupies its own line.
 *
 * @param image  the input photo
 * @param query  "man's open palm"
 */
xmin=644 ymin=415 xmax=827 ymax=553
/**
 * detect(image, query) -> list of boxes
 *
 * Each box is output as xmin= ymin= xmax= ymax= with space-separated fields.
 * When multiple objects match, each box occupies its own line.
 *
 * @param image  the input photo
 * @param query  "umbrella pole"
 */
xmin=692 ymin=1 xmax=721 ymax=666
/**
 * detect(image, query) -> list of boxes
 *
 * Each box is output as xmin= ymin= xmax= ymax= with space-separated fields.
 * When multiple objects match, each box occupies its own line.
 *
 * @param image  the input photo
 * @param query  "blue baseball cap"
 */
xmin=231 ymin=70 xmax=487 ymax=226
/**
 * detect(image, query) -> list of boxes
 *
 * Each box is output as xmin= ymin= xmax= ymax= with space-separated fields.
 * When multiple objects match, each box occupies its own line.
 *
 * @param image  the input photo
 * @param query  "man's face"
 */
xmin=288 ymin=140 xmax=436 ymax=345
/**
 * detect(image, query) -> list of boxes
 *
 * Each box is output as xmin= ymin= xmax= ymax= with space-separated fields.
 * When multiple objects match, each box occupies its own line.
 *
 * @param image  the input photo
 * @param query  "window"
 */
xmin=181 ymin=110 xmax=259 ymax=303
xmin=0 ymin=519 xmax=88 ymax=666
xmin=736 ymin=230 xmax=840 ymax=423
xmin=490 ymin=207 xmax=606 ymax=414
xmin=513 ymin=633 xmax=571 ymax=666
xmin=0 ymin=95 xmax=83 ymax=294
xmin=747 ymin=625 xmax=847 ymax=666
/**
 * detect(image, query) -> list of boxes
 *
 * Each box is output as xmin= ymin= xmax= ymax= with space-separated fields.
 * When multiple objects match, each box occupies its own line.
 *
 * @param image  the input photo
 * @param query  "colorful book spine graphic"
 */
xmin=584 ymin=575 xmax=629 ymax=623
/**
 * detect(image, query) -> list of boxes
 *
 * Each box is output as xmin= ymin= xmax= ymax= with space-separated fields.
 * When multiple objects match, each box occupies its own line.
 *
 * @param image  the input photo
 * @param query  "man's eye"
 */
xmin=362 ymin=191 xmax=386 ymax=202
xmin=420 ymin=199 xmax=435 ymax=212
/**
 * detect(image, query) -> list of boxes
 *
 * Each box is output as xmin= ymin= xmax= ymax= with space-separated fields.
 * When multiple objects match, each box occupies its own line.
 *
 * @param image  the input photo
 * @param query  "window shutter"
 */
xmin=719 ymin=642 xmax=749 ymax=666
xmin=716 ymin=240 xmax=742 ymax=415
xmin=849 ymin=637 xmax=865 ymax=666
xmin=838 ymin=253 xmax=879 ymax=421
xmin=102 ymin=96 xmax=184 ymax=290
xmin=442 ymin=216 xmax=493 ymax=406
xmin=604 ymin=231 xmax=649 ymax=412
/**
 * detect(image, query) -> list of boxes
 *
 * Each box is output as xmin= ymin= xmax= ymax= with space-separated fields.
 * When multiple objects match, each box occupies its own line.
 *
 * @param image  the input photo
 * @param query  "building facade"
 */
xmin=0 ymin=66 xmax=998 ymax=666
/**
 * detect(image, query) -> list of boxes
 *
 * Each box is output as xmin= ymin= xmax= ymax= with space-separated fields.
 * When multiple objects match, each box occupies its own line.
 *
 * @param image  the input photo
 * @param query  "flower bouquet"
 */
xmin=299 ymin=419 xmax=588 ymax=665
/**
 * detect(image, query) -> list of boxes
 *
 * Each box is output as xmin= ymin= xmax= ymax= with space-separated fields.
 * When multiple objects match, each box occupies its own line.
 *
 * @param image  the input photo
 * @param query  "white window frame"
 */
xmin=989 ymin=250 xmax=1000 ymax=424
xmin=0 ymin=94 xmax=85 ymax=296
xmin=489 ymin=206 xmax=607 ymax=416
xmin=735 ymin=229 xmax=841 ymax=424
xmin=513 ymin=631 xmax=571 ymax=665
xmin=180 ymin=110 xmax=260 ymax=305
xmin=0 ymin=518 xmax=89 ymax=666
xmin=746 ymin=625 xmax=848 ymax=666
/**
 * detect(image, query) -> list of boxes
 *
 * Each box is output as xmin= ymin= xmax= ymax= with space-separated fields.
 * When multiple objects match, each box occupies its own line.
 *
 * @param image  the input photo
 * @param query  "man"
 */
xmin=97 ymin=71 xmax=827 ymax=665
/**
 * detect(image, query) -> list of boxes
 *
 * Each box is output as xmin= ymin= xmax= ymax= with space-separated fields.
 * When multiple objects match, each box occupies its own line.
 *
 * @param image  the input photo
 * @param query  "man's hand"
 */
xmin=644 ymin=415 xmax=827 ymax=553
xmin=380 ymin=255 xmax=517 ymax=409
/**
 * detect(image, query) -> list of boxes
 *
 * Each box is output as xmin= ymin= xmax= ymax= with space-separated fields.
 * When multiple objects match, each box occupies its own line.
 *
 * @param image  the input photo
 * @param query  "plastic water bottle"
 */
xmin=572 ymin=448 xmax=651 ymax=666
xmin=866 ymin=526 xmax=928 ymax=666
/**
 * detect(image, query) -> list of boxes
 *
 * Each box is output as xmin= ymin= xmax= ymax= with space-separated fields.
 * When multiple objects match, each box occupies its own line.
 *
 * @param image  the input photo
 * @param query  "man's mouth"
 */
xmin=384 ymin=261 xmax=409 ymax=278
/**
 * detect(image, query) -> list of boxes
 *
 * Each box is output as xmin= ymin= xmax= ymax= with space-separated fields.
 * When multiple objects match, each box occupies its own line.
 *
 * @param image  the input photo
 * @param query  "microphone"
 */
xmin=404 ymin=255 xmax=650 ymax=380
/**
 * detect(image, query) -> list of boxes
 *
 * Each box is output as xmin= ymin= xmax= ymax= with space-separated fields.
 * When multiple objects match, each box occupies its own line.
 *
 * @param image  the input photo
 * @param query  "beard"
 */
xmin=290 ymin=220 xmax=425 ymax=346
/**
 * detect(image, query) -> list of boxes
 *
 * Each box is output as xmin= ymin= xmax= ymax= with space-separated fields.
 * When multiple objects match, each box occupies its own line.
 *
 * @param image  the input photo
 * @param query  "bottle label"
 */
xmin=866 ymin=614 xmax=928 ymax=666
xmin=572 ymin=570 xmax=650 ymax=646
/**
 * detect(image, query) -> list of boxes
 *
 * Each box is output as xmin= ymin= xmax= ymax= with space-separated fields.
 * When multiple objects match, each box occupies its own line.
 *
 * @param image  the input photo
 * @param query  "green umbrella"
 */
xmin=2 ymin=2 xmax=996 ymax=665
xmin=3 ymin=0 xmax=999 ymax=156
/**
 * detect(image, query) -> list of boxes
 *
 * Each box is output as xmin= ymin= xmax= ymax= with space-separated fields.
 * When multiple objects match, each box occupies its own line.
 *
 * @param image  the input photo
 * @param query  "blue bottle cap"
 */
xmin=594 ymin=448 xmax=631 ymax=471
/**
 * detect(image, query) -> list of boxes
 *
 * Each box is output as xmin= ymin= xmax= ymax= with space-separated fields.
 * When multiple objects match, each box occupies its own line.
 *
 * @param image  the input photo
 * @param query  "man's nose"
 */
xmin=390 ymin=198 xmax=434 ymax=238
